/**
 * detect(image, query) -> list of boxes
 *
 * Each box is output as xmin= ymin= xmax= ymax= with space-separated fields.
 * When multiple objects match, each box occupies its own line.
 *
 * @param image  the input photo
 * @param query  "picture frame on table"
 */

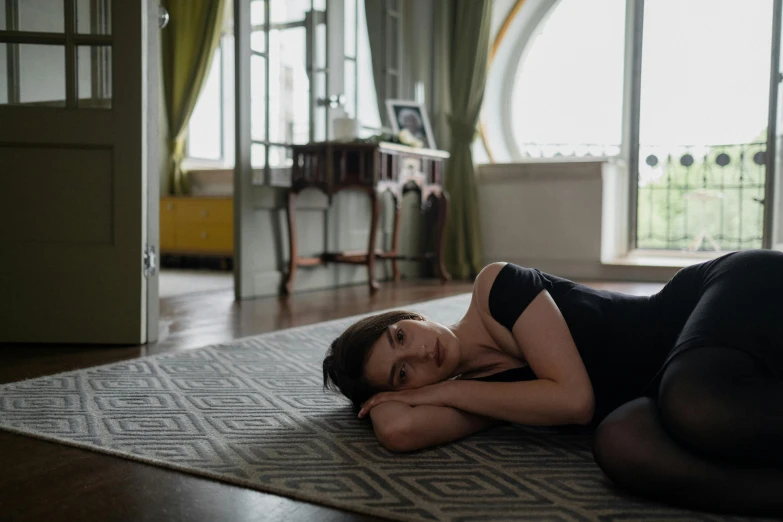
xmin=386 ymin=99 xmax=436 ymax=149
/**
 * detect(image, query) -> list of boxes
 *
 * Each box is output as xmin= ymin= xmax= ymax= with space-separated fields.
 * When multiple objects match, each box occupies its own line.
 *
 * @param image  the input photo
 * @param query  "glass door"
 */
xmin=248 ymin=0 xmax=344 ymax=186
xmin=634 ymin=0 xmax=775 ymax=252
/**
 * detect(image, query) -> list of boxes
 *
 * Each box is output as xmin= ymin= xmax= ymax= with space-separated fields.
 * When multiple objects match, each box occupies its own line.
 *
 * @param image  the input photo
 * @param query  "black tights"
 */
xmin=592 ymin=346 xmax=783 ymax=516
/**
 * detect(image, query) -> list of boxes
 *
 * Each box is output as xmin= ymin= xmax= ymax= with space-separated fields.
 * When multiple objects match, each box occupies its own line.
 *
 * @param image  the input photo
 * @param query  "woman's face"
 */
xmin=363 ymin=318 xmax=459 ymax=391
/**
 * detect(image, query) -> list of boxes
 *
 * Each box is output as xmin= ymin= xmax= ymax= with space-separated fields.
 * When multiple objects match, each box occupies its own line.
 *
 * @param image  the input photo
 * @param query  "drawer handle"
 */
xmin=201 ymin=232 xmax=208 ymax=239
xmin=167 ymin=203 xmax=173 ymax=210
xmin=200 ymin=210 xmax=209 ymax=217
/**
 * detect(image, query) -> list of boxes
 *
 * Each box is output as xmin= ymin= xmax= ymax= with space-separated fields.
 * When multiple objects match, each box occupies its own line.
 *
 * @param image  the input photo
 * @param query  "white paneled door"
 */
xmin=0 ymin=0 xmax=159 ymax=344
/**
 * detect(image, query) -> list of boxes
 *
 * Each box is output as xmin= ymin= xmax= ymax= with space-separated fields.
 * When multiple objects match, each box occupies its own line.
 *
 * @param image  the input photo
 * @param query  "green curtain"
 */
xmin=364 ymin=0 xmax=387 ymax=127
xmin=161 ymin=0 xmax=226 ymax=195
xmin=441 ymin=0 xmax=492 ymax=279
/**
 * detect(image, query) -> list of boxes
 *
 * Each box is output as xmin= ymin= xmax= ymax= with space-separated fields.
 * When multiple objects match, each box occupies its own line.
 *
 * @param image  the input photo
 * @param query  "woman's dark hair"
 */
xmin=323 ymin=310 xmax=424 ymax=411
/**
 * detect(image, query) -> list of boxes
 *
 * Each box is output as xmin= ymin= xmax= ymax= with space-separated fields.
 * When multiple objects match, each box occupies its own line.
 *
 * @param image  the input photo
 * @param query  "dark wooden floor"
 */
xmin=0 ymin=277 xmax=663 ymax=522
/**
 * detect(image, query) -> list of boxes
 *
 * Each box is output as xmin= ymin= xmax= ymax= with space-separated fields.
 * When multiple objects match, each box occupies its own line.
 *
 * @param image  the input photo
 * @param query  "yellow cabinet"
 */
xmin=160 ymin=197 xmax=233 ymax=255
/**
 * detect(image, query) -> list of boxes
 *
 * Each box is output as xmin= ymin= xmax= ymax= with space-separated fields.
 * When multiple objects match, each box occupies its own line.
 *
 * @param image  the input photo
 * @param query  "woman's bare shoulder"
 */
xmin=472 ymin=262 xmax=508 ymax=314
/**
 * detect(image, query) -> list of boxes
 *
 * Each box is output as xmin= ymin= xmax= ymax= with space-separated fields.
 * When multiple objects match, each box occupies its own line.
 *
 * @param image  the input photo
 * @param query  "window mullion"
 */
xmin=264 ymin=0 xmax=270 ymax=184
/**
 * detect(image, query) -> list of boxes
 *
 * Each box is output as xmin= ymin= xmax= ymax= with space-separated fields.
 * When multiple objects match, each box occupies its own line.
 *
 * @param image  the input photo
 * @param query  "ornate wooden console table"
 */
xmin=284 ymin=141 xmax=451 ymax=294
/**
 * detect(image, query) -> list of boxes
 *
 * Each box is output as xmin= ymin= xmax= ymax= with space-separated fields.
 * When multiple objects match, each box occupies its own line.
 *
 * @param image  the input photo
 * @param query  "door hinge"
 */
xmin=143 ymin=244 xmax=157 ymax=278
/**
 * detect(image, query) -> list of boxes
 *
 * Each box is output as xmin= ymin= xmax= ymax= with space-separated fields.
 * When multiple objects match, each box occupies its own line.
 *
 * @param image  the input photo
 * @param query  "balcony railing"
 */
xmin=637 ymin=143 xmax=766 ymax=252
xmin=517 ymin=143 xmax=621 ymax=158
xmin=513 ymin=141 xmax=766 ymax=253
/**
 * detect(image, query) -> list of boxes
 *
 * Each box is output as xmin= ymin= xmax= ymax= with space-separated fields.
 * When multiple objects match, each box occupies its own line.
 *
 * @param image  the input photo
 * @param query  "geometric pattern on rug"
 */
xmin=0 ymin=294 xmax=771 ymax=522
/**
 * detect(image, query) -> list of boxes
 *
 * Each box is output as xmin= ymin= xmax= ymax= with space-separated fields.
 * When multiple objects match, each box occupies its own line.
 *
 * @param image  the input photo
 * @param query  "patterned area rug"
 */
xmin=0 ymin=295 xmax=767 ymax=522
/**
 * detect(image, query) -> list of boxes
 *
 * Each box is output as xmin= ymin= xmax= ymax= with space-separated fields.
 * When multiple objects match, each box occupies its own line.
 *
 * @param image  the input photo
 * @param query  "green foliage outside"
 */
xmin=636 ymin=142 xmax=767 ymax=251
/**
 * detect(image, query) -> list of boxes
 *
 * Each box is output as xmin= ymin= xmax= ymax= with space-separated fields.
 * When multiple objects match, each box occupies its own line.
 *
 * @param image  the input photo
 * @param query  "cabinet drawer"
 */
xmin=160 ymin=200 xmax=177 ymax=249
xmin=176 ymin=199 xmax=233 ymax=225
xmin=175 ymin=224 xmax=233 ymax=253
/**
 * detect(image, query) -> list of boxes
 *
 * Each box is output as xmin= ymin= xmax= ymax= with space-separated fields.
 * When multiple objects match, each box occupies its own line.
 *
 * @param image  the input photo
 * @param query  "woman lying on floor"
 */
xmin=322 ymin=249 xmax=783 ymax=516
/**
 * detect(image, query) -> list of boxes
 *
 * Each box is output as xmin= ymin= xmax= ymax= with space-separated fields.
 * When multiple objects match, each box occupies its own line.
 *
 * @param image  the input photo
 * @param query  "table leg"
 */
xmin=435 ymin=191 xmax=451 ymax=282
xmin=284 ymin=190 xmax=298 ymax=294
xmin=367 ymin=191 xmax=381 ymax=293
xmin=391 ymin=194 xmax=402 ymax=282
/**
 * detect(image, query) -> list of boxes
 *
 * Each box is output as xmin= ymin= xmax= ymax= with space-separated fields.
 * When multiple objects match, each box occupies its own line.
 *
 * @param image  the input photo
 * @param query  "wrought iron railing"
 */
xmin=636 ymin=143 xmax=766 ymax=251
xmin=514 ymin=141 xmax=766 ymax=252
xmin=517 ymin=143 xmax=621 ymax=158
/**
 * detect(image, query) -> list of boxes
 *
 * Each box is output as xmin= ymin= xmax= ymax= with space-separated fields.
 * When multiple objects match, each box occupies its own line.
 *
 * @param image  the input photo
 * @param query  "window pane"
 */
xmin=0 ymin=44 xmax=7 ymax=104
xmin=639 ymin=0 xmax=772 ymax=146
xmin=345 ymin=0 xmax=356 ymax=58
xmin=269 ymin=28 xmax=309 ymax=144
xmin=12 ymin=0 xmax=64 ymax=32
xmin=344 ymin=58 xmax=356 ymax=119
xmin=222 ymin=35 xmax=236 ymax=167
xmin=251 ymin=31 xmax=265 ymax=53
xmin=251 ymin=0 xmax=265 ymax=26
xmin=511 ymin=0 xmax=625 ymax=157
xmin=636 ymin=0 xmax=772 ymax=251
xmin=77 ymin=45 xmax=111 ymax=108
xmin=251 ymin=143 xmax=266 ymax=168
xmin=270 ymin=0 xmax=310 ymax=23
xmin=269 ymin=145 xmax=292 ymax=186
xmin=269 ymin=145 xmax=292 ymax=167
xmin=315 ymin=20 xmax=326 ymax=69
xmin=188 ymin=48 xmax=223 ymax=160
xmin=251 ymin=54 xmax=266 ymax=141
xmin=76 ymin=0 xmax=111 ymax=35
xmin=0 ymin=44 xmax=65 ymax=106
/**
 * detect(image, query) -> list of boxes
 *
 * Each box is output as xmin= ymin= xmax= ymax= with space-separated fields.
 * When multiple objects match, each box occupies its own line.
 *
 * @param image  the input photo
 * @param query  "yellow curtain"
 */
xmin=161 ymin=0 xmax=226 ymax=195
xmin=440 ymin=0 xmax=493 ymax=279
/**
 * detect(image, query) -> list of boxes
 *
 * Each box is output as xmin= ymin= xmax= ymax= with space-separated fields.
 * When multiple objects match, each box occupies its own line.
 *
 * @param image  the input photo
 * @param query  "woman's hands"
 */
xmin=358 ymin=380 xmax=456 ymax=418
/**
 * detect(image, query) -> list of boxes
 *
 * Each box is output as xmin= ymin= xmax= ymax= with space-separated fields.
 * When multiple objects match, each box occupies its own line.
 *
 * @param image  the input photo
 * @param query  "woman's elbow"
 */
xmin=374 ymin=417 xmax=415 ymax=452
xmin=572 ymin=396 xmax=596 ymax=425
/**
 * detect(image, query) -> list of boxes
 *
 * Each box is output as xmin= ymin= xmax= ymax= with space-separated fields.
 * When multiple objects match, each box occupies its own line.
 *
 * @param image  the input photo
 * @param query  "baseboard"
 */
xmin=485 ymin=257 xmax=681 ymax=283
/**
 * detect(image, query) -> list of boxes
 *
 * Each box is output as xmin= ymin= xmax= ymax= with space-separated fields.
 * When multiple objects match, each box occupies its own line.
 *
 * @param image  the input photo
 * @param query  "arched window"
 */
xmin=481 ymin=0 xmax=626 ymax=161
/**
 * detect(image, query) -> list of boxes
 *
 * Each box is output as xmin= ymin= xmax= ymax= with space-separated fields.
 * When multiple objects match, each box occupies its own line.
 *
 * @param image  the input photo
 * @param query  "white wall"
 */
xmin=477 ymin=160 xmax=682 ymax=282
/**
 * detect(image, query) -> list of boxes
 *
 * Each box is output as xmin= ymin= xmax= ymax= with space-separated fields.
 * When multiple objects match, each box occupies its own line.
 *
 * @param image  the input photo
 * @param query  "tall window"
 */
xmin=185 ymin=0 xmax=380 ymax=172
xmin=484 ymin=0 xmax=779 ymax=253
xmin=187 ymin=34 xmax=233 ymax=164
xmin=635 ymin=0 xmax=773 ymax=251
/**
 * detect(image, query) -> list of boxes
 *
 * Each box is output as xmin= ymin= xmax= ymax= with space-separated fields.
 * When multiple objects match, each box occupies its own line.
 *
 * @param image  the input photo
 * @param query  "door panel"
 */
xmin=0 ymin=0 xmax=157 ymax=344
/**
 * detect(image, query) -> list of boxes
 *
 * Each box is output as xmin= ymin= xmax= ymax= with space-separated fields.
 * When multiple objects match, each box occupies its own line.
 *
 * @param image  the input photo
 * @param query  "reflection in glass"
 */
xmin=11 ymin=1 xmax=65 ymax=33
xmin=270 ymin=0 xmax=310 ymax=24
xmin=76 ymin=0 xmax=111 ymax=35
xmin=0 ymin=45 xmax=7 ymax=104
xmin=268 ymin=145 xmax=292 ymax=186
xmin=251 ymin=54 xmax=266 ymax=140
xmin=77 ymin=45 xmax=112 ymax=108
xmin=251 ymin=143 xmax=266 ymax=168
xmin=1 ymin=44 xmax=65 ymax=106
xmin=269 ymin=145 xmax=292 ymax=167
xmin=269 ymin=28 xmax=309 ymax=144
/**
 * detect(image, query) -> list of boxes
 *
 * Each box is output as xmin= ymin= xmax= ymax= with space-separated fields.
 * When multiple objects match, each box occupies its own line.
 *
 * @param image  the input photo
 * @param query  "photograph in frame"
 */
xmin=386 ymin=99 xmax=437 ymax=149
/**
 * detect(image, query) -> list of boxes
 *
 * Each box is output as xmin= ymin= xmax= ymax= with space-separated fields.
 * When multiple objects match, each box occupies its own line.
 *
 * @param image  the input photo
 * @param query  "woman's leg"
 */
xmin=592 ymin=347 xmax=783 ymax=516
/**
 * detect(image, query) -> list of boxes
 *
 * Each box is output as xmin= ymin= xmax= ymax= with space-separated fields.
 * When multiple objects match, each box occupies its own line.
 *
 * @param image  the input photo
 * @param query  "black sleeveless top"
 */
xmin=472 ymin=252 xmax=783 ymax=425
xmin=473 ymin=263 xmax=670 ymax=424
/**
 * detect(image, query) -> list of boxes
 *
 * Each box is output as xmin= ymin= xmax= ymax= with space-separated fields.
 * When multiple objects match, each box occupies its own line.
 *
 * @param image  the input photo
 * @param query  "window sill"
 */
xmin=605 ymin=249 xmax=727 ymax=268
